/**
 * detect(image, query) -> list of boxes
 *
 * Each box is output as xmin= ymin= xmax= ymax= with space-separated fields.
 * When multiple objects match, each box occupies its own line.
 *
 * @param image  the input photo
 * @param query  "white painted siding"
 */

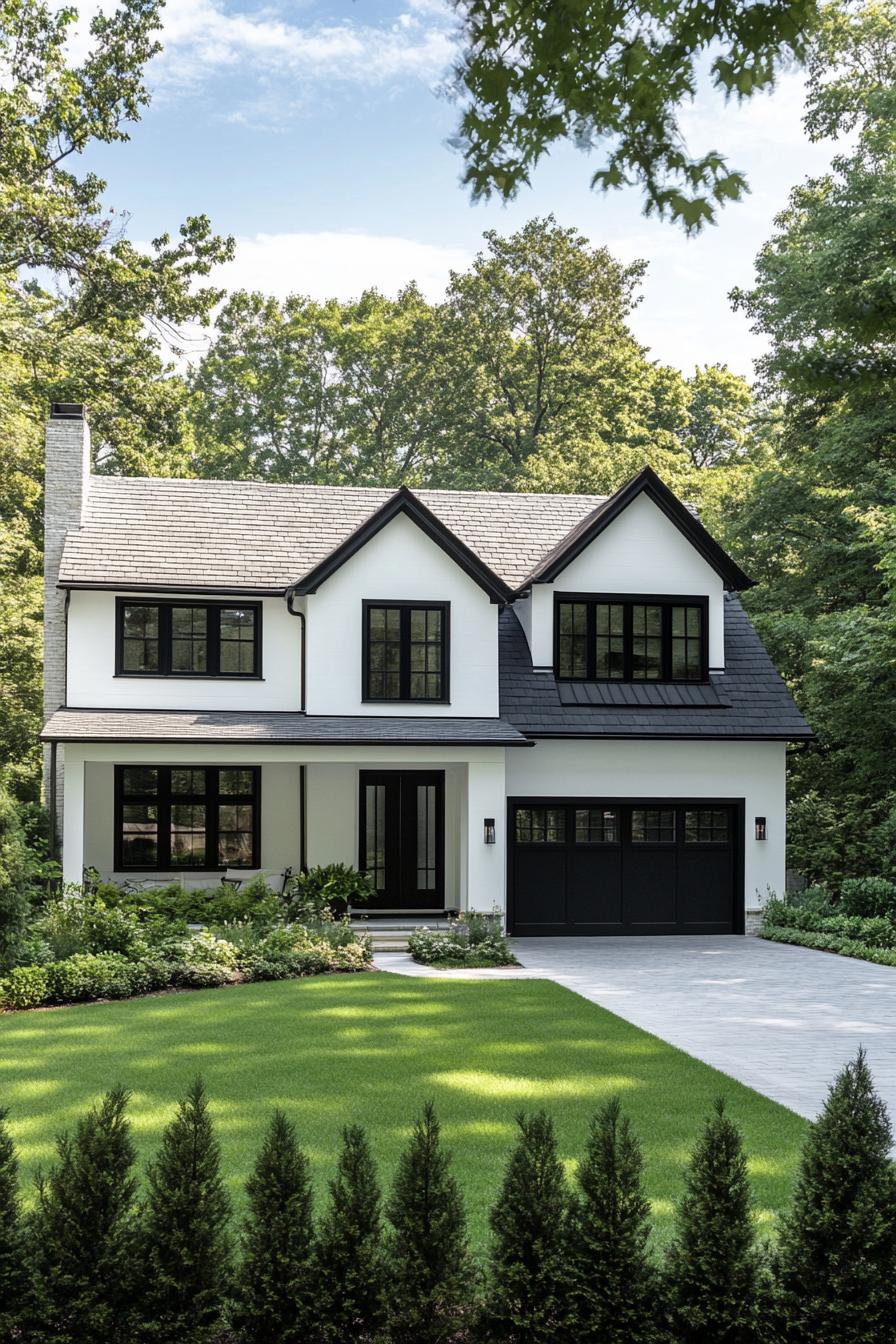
xmin=304 ymin=512 xmax=500 ymax=717
xmin=506 ymin=739 xmax=786 ymax=911
xmin=66 ymin=591 xmax=302 ymax=711
xmin=524 ymin=493 xmax=726 ymax=669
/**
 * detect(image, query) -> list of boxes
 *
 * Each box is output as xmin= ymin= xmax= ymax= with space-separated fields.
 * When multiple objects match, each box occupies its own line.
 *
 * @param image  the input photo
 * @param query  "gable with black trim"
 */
xmin=288 ymin=486 xmax=515 ymax=604
xmin=518 ymin=466 xmax=753 ymax=594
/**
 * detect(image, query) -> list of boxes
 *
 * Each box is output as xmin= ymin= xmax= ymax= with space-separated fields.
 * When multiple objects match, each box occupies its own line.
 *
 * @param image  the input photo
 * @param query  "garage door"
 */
xmin=508 ymin=801 xmax=741 ymax=936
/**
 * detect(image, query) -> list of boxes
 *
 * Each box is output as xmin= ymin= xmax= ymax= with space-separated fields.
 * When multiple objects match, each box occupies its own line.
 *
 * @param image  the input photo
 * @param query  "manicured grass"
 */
xmin=0 ymin=973 xmax=807 ymax=1250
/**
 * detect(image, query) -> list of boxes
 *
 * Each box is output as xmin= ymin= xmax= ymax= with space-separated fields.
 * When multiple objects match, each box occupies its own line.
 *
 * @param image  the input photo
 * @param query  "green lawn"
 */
xmin=0 ymin=972 xmax=807 ymax=1249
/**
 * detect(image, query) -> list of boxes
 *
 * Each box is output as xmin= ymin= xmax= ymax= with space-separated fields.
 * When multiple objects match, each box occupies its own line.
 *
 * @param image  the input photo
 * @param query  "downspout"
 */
xmin=286 ymin=587 xmax=308 ymax=872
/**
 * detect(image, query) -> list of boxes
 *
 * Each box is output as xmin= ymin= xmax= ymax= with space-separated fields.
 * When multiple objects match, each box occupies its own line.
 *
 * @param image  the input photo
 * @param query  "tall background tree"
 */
xmin=0 ymin=0 xmax=232 ymax=812
xmin=730 ymin=0 xmax=896 ymax=881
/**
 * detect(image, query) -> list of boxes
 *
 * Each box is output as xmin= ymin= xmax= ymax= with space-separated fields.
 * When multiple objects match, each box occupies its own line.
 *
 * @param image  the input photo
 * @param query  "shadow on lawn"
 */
xmin=0 ymin=973 xmax=807 ymax=1247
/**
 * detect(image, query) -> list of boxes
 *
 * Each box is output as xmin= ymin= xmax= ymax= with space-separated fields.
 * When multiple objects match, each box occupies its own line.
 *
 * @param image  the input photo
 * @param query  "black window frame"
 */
xmin=115 ymin=599 xmax=262 ymax=679
xmin=553 ymin=593 xmax=709 ymax=683
xmin=361 ymin=600 xmax=450 ymax=704
xmin=114 ymin=765 xmax=261 ymax=871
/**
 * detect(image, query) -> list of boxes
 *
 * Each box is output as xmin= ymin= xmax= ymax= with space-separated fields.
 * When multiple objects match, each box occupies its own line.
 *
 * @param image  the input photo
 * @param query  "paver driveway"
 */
xmin=377 ymin=937 xmax=896 ymax=1121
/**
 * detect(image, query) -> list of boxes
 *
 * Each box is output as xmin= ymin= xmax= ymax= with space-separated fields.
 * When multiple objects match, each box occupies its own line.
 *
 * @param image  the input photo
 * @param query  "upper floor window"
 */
xmin=555 ymin=595 xmax=707 ymax=682
xmin=115 ymin=600 xmax=261 ymax=678
xmin=363 ymin=602 xmax=449 ymax=702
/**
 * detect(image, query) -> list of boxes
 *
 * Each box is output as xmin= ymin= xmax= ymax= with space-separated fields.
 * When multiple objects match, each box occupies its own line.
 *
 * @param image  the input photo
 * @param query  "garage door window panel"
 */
xmin=515 ymin=807 xmax=566 ymax=844
xmin=631 ymin=809 xmax=676 ymax=843
xmin=575 ymin=808 xmax=620 ymax=843
xmin=685 ymin=809 xmax=730 ymax=844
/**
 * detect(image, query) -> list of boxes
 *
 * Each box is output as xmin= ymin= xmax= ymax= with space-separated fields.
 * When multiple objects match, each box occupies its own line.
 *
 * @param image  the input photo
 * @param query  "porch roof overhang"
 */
xmin=40 ymin=708 xmax=533 ymax=747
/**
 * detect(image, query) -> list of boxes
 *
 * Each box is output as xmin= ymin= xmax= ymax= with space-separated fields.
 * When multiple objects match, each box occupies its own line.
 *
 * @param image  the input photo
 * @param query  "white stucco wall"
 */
xmin=525 ymin=493 xmax=727 ymax=669
xmin=66 ymin=591 xmax=302 ymax=711
xmin=304 ymin=512 xmax=500 ymax=716
xmin=506 ymin=739 xmax=786 ymax=911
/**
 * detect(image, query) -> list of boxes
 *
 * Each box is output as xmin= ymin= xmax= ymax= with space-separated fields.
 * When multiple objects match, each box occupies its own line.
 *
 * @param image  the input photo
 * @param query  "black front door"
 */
xmin=359 ymin=771 xmax=445 ymax=911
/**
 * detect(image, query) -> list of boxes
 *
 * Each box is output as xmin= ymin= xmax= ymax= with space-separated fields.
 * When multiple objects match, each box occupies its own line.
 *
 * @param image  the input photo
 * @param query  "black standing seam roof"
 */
xmin=499 ymin=596 xmax=814 ymax=740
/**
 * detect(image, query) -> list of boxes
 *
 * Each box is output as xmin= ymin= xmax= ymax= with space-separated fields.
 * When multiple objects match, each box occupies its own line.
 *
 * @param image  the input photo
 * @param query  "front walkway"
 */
xmin=374 ymin=936 xmax=896 ymax=1122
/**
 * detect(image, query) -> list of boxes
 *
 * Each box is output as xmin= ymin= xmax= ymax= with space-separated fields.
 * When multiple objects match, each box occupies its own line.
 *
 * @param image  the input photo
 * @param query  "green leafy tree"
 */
xmin=140 ymin=1079 xmax=231 ymax=1344
xmin=728 ymin=0 xmax=896 ymax=881
xmin=232 ymin=1110 xmax=315 ymax=1344
xmin=665 ymin=1098 xmax=761 ymax=1344
xmin=385 ymin=1101 xmax=472 ymax=1344
xmin=0 ymin=1107 xmax=26 ymax=1343
xmin=566 ymin=1098 xmax=659 ymax=1344
xmin=27 ymin=1087 xmax=139 ymax=1344
xmin=486 ymin=1110 xmax=570 ymax=1343
xmin=449 ymin=0 xmax=819 ymax=230
xmin=314 ymin=1124 xmax=386 ymax=1344
xmin=774 ymin=1049 xmax=896 ymax=1343
xmin=0 ymin=770 xmax=34 ymax=969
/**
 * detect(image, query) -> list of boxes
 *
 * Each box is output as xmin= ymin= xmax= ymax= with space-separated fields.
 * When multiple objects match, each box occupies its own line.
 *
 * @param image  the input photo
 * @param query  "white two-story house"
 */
xmin=41 ymin=403 xmax=811 ymax=935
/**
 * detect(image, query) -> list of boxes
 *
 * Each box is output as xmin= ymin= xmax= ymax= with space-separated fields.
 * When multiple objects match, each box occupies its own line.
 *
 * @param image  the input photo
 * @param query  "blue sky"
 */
xmin=78 ymin=0 xmax=839 ymax=377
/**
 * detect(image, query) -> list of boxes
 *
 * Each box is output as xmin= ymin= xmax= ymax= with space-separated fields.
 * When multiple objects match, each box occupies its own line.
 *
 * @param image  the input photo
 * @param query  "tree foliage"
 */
xmin=486 ymin=1110 xmax=569 ymax=1343
xmin=233 ymin=1110 xmax=315 ymax=1344
xmin=449 ymin=0 xmax=819 ymax=230
xmin=729 ymin=0 xmax=896 ymax=881
xmin=665 ymin=1098 xmax=761 ymax=1344
xmin=314 ymin=1124 xmax=386 ymax=1344
xmin=139 ymin=1078 xmax=231 ymax=1344
xmin=384 ymin=1101 xmax=472 ymax=1344
xmin=774 ymin=1048 xmax=896 ymax=1343
xmin=27 ymin=1087 xmax=139 ymax=1344
xmin=566 ymin=1097 xmax=658 ymax=1344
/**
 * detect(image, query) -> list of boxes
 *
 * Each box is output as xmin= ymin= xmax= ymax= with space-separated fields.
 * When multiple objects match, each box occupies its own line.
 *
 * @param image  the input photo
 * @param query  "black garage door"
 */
xmin=508 ymin=800 xmax=742 ymax=935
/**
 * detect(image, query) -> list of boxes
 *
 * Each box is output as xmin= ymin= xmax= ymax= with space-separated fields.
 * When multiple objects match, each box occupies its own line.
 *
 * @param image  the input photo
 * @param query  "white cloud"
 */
xmin=60 ymin=0 xmax=458 ymax=111
xmin=153 ymin=0 xmax=457 ymax=97
xmin=214 ymin=229 xmax=471 ymax=303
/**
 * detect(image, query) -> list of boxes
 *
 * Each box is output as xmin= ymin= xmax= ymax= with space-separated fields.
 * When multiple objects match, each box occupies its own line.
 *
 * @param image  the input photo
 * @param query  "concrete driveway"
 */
xmin=377 ymin=937 xmax=896 ymax=1122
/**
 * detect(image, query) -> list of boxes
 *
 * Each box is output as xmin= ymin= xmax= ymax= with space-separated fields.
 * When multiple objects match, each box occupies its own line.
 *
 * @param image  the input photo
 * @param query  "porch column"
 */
xmin=465 ymin=757 xmax=506 ymax=917
xmin=61 ymin=748 xmax=86 ymax=884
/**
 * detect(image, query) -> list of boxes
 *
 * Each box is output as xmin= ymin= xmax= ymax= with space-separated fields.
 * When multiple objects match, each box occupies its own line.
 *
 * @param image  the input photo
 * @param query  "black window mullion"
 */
xmin=586 ymin=602 xmax=596 ymax=680
xmin=399 ymin=607 xmax=410 ymax=700
xmin=623 ymin=602 xmax=633 ymax=681
xmin=159 ymin=767 xmax=172 ymax=868
xmin=159 ymin=606 xmax=172 ymax=675
xmin=208 ymin=609 xmax=222 ymax=676
xmin=208 ymin=768 xmax=220 ymax=868
xmin=662 ymin=605 xmax=672 ymax=681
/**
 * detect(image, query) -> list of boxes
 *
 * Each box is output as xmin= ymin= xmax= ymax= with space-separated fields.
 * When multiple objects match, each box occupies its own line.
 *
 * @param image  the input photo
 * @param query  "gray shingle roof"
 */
xmin=40 ymin=708 xmax=532 ymax=747
xmin=60 ymin=477 xmax=623 ymax=592
xmin=500 ymin=596 xmax=813 ymax=740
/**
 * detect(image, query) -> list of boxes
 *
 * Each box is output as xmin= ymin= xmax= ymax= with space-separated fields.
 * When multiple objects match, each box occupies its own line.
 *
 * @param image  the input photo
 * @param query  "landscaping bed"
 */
xmin=407 ymin=909 xmax=518 ymax=968
xmin=0 ymin=866 xmax=374 ymax=1011
xmin=760 ymin=877 xmax=896 ymax=967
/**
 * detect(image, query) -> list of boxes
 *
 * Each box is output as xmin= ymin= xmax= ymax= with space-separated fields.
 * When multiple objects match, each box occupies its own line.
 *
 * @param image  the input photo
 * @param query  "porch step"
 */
xmin=368 ymin=933 xmax=414 ymax=953
xmin=351 ymin=914 xmax=454 ymax=955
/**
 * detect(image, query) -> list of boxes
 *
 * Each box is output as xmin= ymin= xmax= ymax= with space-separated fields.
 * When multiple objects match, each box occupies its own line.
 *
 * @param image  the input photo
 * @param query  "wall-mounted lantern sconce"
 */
xmin=755 ymin=817 xmax=767 ymax=841
xmin=484 ymin=818 xmax=496 ymax=845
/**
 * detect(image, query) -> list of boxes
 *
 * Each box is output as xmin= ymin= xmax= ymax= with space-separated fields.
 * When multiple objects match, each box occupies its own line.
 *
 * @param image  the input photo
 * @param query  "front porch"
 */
xmin=59 ymin=743 xmax=509 ymax=918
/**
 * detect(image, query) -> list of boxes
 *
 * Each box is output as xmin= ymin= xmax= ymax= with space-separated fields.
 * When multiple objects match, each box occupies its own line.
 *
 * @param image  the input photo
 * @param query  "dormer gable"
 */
xmin=516 ymin=469 xmax=749 ymax=673
xmin=517 ymin=466 xmax=752 ymax=594
xmin=288 ymin=486 xmax=514 ymax=605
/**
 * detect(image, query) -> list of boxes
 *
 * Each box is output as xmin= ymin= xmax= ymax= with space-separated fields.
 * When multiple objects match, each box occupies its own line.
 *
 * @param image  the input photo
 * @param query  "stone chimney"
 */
xmin=43 ymin=403 xmax=91 ymax=846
